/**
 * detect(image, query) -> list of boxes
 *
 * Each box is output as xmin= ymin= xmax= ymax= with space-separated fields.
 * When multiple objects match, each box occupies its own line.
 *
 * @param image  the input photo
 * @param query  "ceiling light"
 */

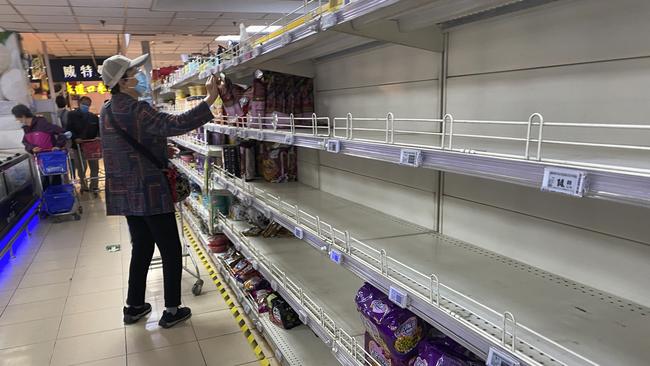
xmin=215 ymin=35 xmax=240 ymax=41
xmin=245 ymin=25 xmax=281 ymax=33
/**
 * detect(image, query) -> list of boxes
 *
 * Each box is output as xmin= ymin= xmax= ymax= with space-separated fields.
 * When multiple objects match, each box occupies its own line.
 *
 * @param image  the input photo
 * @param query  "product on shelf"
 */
xmin=222 ymin=145 xmax=241 ymax=177
xmin=357 ymin=283 xmax=482 ymax=366
xmin=239 ymin=141 xmax=257 ymax=181
xmin=258 ymin=142 xmax=297 ymax=183
xmin=208 ymin=233 xmax=230 ymax=253
xmin=356 ymin=283 xmax=424 ymax=365
xmin=267 ymin=293 xmax=302 ymax=330
xmin=253 ymin=289 xmax=272 ymax=313
xmin=250 ymin=73 xmax=266 ymax=126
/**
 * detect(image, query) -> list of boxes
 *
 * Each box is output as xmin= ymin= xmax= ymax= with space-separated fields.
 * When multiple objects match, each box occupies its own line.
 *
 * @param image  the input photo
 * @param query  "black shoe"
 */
xmin=158 ymin=307 xmax=192 ymax=329
xmin=123 ymin=303 xmax=152 ymax=324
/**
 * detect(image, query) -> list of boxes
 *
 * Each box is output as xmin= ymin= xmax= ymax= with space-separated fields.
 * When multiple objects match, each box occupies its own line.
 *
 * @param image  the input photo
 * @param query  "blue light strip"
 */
xmin=0 ymin=198 xmax=41 ymax=266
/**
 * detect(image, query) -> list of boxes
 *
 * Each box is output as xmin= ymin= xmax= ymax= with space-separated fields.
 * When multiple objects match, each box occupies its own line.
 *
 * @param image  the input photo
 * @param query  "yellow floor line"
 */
xmin=183 ymin=224 xmax=271 ymax=366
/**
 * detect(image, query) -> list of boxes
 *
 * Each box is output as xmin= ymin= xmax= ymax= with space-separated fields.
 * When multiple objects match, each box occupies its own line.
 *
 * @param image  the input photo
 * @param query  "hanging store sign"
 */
xmin=66 ymin=81 xmax=109 ymax=95
xmin=50 ymin=58 xmax=107 ymax=82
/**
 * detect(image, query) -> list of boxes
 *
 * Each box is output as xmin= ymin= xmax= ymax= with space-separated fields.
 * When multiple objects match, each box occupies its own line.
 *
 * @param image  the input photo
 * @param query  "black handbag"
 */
xmin=105 ymin=103 xmax=190 ymax=203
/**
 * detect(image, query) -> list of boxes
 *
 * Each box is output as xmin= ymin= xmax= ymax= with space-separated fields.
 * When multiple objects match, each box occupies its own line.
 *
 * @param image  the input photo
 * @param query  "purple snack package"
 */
xmin=408 ymin=340 xmax=468 ymax=366
xmin=355 ymin=283 xmax=423 ymax=363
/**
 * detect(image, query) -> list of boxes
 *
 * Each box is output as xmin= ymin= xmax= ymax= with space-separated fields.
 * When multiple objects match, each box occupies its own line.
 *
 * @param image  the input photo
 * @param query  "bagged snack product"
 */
xmin=244 ymin=276 xmax=271 ymax=293
xmin=355 ymin=283 xmax=423 ymax=364
xmin=258 ymin=142 xmax=297 ymax=183
xmin=253 ymin=289 xmax=272 ymax=313
xmin=408 ymin=339 xmax=468 ymax=366
xmin=267 ymin=294 xmax=301 ymax=330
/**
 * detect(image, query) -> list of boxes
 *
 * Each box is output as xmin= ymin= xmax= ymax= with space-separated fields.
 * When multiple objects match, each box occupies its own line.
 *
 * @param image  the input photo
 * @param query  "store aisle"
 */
xmin=0 ymin=195 xmax=275 ymax=366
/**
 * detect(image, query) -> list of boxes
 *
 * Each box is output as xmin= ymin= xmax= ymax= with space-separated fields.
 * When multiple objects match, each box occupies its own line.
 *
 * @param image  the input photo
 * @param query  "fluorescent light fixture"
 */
xmin=215 ymin=35 xmax=240 ymax=41
xmin=246 ymin=25 xmax=282 ymax=33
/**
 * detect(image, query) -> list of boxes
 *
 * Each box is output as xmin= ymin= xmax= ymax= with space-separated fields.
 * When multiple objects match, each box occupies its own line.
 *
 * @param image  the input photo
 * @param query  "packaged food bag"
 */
xmin=267 ymin=294 xmax=301 ymax=329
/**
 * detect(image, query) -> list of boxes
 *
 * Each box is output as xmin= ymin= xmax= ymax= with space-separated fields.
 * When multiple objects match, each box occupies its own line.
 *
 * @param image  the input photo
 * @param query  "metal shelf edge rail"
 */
xmin=203 ymin=112 xmax=650 ymax=207
xmin=170 ymin=158 xmax=205 ymax=189
xmin=215 ymin=212 xmax=376 ymax=366
xmin=169 ymin=136 xmax=221 ymax=157
xmin=209 ymin=165 xmax=598 ymax=366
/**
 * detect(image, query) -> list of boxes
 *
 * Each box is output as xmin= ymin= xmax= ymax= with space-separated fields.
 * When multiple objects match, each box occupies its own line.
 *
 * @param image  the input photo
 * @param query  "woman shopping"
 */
xmin=99 ymin=54 xmax=219 ymax=328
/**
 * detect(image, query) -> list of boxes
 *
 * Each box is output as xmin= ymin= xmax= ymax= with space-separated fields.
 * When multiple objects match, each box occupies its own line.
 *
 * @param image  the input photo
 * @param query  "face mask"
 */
xmin=134 ymin=71 xmax=151 ymax=96
xmin=80 ymin=104 xmax=90 ymax=113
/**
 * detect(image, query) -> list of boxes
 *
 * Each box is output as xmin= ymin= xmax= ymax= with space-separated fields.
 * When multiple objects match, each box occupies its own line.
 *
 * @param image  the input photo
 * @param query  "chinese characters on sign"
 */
xmin=50 ymin=58 xmax=106 ymax=82
xmin=66 ymin=82 xmax=109 ymax=95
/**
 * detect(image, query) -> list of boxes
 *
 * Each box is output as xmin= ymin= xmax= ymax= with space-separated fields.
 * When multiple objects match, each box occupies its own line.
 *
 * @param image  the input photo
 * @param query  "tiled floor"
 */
xmin=0 ymin=195 xmax=278 ymax=366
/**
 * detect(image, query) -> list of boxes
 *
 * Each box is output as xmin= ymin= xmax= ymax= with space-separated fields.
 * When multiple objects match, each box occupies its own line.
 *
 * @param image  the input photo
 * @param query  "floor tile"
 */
xmin=126 ymin=319 xmax=197 ymax=354
xmin=18 ymin=268 xmax=74 ymax=289
xmin=191 ymin=310 xmax=240 ymax=340
xmin=199 ymin=332 xmax=259 ymax=366
xmin=127 ymin=341 xmax=206 ymax=366
xmin=64 ymin=288 xmax=123 ymax=315
xmin=0 ymin=290 xmax=12 ymax=308
xmin=239 ymin=358 xmax=280 ymax=366
xmin=0 ymin=340 xmax=55 ymax=366
xmin=74 ymin=264 xmax=124 ymax=279
xmin=50 ymin=328 xmax=125 ymax=366
xmin=75 ymin=355 xmax=126 ymax=366
xmin=0 ymin=317 xmax=60 ymax=349
xmin=181 ymin=291 xmax=228 ymax=315
xmin=25 ymin=258 xmax=77 ymax=274
xmin=9 ymin=282 xmax=69 ymax=305
xmin=69 ymin=274 xmax=122 ymax=296
xmin=0 ymin=298 xmax=66 ymax=325
xmin=58 ymin=307 xmax=124 ymax=338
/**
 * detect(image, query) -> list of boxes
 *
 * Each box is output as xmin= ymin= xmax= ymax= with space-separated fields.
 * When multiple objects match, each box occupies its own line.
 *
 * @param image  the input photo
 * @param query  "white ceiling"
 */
xmin=0 ymin=0 xmax=298 ymax=67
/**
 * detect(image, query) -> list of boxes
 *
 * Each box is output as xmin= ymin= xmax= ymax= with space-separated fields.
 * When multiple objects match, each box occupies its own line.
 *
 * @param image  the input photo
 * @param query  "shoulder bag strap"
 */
xmin=105 ymin=102 xmax=166 ymax=170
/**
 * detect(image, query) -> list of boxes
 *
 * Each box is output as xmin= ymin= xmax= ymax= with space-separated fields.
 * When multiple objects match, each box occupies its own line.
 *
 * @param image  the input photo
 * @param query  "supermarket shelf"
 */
xmin=214 ymin=214 xmax=374 ymax=366
xmin=181 ymin=210 xmax=344 ymax=366
xmin=169 ymin=136 xmax=222 ymax=157
xmin=210 ymin=167 xmax=650 ymax=366
xmin=204 ymin=120 xmax=650 ymax=208
xmin=181 ymin=200 xmax=212 ymax=239
xmin=170 ymin=158 xmax=205 ymax=189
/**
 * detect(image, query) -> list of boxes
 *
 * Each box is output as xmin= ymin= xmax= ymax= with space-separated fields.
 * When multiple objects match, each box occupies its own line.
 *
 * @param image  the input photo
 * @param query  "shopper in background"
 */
xmin=67 ymin=96 xmax=100 ymax=195
xmin=55 ymin=95 xmax=69 ymax=129
xmin=99 ymin=54 xmax=219 ymax=328
xmin=13 ymin=104 xmax=69 ymax=187
xmin=13 ymin=104 xmax=67 ymax=154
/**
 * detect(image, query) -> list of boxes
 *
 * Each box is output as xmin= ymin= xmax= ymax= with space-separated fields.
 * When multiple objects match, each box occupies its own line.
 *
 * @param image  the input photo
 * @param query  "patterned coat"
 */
xmin=100 ymin=93 xmax=213 ymax=216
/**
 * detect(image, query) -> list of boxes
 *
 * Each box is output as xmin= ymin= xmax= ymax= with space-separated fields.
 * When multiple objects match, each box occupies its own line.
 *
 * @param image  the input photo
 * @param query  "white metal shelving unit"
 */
xmin=204 ymin=114 xmax=650 ymax=208
xmin=203 ymin=160 xmax=650 ymax=366
xmin=181 ymin=208 xmax=344 ymax=366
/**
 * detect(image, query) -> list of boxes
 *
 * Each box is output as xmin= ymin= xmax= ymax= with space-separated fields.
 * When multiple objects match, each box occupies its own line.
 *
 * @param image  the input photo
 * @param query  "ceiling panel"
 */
xmin=0 ymin=5 xmax=17 ymax=14
xmin=15 ymin=5 xmax=72 ymax=15
xmin=170 ymin=18 xmax=215 ymax=26
xmin=69 ymin=0 xmax=124 ymax=6
xmin=73 ymin=7 xmax=124 ymax=17
xmin=76 ymin=16 xmax=125 ymax=24
xmin=2 ymin=22 xmax=35 ymax=31
xmin=205 ymin=25 xmax=238 ymax=33
xmin=126 ymin=16 xmax=170 ymax=25
xmin=175 ymin=12 xmax=223 ymax=19
xmin=34 ymin=23 xmax=81 ymax=31
xmin=127 ymin=0 xmax=153 ymax=8
xmin=80 ymin=24 xmax=124 ymax=31
xmin=11 ymin=0 xmax=68 ymax=5
xmin=221 ymin=12 xmax=269 ymax=20
xmin=126 ymin=8 xmax=173 ymax=18
xmin=57 ymin=33 xmax=88 ymax=40
xmin=0 ymin=14 xmax=21 ymax=21
xmin=24 ymin=15 xmax=76 ymax=23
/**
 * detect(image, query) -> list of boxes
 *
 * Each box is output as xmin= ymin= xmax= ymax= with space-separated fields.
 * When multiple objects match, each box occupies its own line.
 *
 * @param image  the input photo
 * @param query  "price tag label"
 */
xmin=329 ymin=249 xmax=343 ymax=265
xmin=487 ymin=347 xmax=520 ymax=366
xmin=281 ymin=33 xmax=292 ymax=46
xmin=237 ymin=130 xmax=244 ymax=138
xmin=252 ymin=45 xmax=262 ymax=58
xmin=400 ymin=149 xmax=422 ymax=167
xmin=298 ymin=310 xmax=309 ymax=325
xmin=256 ymin=131 xmax=264 ymax=140
xmin=541 ymin=167 xmax=587 ymax=197
xmin=243 ymin=304 xmax=251 ymax=314
xmin=320 ymin=12 xmax=339 ymax=31
xmin=293 ymin=227 xmax=304 ymax=239
xmin=271 ymin=280 xmax=278 ymax=291
xmin=284 ymin=135 xmax=294 ymax=145
xmin=251 ymin=260 xmax=258 ymax=270
xmin=326 ymin=139 xmax=340 ymax=153
xmin=263 ymin=208 xmax=272 ymax=219
xmin=228 ymin=127 xmax=236 ymax=136
xmin=388 ymin=286 xmax=409 ymax=308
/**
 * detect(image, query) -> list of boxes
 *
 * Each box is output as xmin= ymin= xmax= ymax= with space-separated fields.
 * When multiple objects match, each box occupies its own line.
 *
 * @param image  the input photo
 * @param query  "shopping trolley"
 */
xmin=36 ymin=150 xmax=83 ymax=221
xmin=76 ymin=138 xmax=105 ymax=196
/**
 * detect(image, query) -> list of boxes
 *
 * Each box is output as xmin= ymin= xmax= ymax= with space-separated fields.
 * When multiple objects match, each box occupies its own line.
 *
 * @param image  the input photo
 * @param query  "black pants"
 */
xmin=125 ymin=213 xmax=182 ymax=308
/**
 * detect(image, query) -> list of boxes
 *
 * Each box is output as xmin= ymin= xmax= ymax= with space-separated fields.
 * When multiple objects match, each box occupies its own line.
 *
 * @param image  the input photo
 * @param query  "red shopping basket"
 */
xmin=79 ymin=139 xmax=102 ymax=160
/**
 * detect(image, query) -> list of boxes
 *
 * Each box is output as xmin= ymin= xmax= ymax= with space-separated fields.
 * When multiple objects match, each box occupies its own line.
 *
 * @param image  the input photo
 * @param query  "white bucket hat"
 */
xmin=100 ymin=54 xmax=149 ymax=88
